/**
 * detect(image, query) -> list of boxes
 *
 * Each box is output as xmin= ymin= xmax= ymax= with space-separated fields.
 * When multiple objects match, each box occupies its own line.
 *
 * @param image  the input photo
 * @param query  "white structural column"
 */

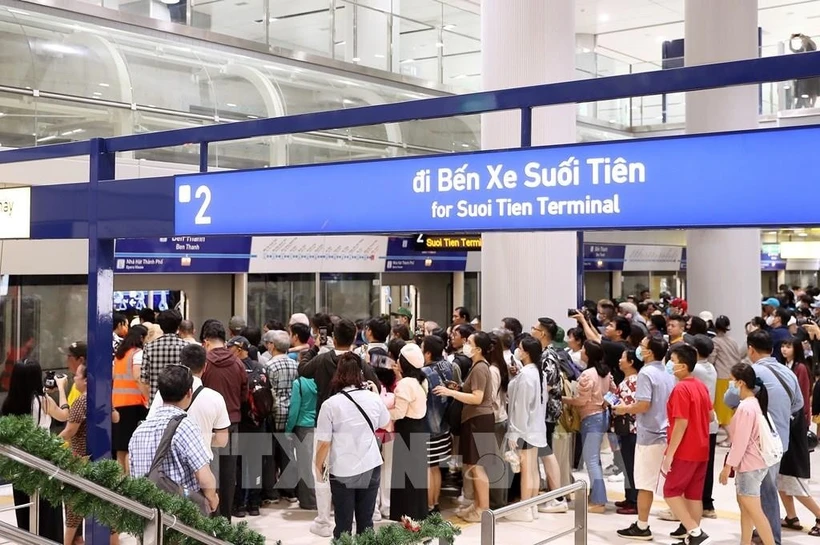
xmin=480 ymin=0 xmax=577 ymax=331
xmin=685 ymin=0 xmax=761 ymax=345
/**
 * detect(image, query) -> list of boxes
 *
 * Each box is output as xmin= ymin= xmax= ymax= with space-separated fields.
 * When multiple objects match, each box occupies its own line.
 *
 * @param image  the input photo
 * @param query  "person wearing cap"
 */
xmin=670 ymin=298 xmax=689 ymax=317
xmin=228 ymin=315 xmax=247 ymax=338
xmin=227 ymin=335 xmax=267 ymax=517
xmin=391 ymin=307 xmax=413 ymax=328
xmin=64 ymin=341 xmax=87 ymax=407
xmin=388 ymin=343 xmax=429 ymax=522
xmin=762 ymin=297 xmax=781 ymax=323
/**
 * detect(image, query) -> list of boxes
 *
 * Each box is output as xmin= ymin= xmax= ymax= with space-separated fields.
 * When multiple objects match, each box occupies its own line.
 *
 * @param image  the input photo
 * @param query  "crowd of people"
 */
xmin=5 ymin=283 xmax=820 ymax=545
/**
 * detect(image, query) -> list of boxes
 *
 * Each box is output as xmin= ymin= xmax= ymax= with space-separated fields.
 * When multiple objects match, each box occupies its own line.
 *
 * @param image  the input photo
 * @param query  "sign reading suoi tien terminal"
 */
xmin=0 ymin=187 xmax=30 ymax=239
xmin=174 ymin=125 xmax=819 ymax=236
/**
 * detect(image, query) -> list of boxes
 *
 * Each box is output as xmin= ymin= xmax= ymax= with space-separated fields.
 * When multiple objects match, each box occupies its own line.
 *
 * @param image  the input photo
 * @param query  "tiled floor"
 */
xmin=2 ymin=444 xmax=820 ymax=544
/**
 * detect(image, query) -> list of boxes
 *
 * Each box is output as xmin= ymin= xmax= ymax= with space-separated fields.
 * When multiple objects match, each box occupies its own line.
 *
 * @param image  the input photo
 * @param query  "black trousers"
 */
xmin=235 ymin=424 xmax=264 ymax=509
xmin=13 ymin=488 xmax=63 ymax=542
xmin=702 ymin=433 xmax=717 ymax=511
xmin=615 ymin=433 xmax=638 ymax=504
xmin=330 ymin=468 xmax=380 ymax=540
xmin=211 ymin=423 xmax=239 ymax=520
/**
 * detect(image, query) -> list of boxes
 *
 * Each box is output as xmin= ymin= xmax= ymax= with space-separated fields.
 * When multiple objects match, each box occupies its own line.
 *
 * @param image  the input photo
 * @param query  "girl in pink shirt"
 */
xmin=719 ymin=362 xmax=775 ymax=545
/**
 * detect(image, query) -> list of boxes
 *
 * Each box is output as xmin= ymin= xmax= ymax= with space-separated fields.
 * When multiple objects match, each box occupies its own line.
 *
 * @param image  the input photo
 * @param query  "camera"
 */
xmin=44 ymin=371 xmax=57 ymax=390
xmin=568 ymin=308 xmax=578 ymax=318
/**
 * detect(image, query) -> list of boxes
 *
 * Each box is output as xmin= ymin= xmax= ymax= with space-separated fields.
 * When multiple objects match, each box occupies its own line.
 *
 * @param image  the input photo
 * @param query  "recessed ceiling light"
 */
xmin=599 ymin=13 xmax=609 ymax=22
xmin=352 ymin=57 xmax=360 ymax=62
xmin=226 ymin=103 xmax=237 ymax=107
xmin=435 ymin=42 xmax=444 ymax=48
xmin=374 ymin=53 xmax=385 ymax=58
xmin=268 ymin=17 xmax=278 ymax=22
xmin=99 ymin=82 xmax=110 ymax=87
xmin=443 ymin=24 xmax=456 ymax=30
xmin=335 ymin=40 xmax=346 ymax=46
xmin=798 ymin=232 xmax=809 ymax=237
xmin=400 ymin=58 xmax=415 ymax=64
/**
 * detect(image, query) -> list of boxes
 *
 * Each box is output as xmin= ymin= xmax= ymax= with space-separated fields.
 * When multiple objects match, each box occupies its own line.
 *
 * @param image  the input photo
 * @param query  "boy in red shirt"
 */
xmin=663 ymin=344 xmax=714 ymax=545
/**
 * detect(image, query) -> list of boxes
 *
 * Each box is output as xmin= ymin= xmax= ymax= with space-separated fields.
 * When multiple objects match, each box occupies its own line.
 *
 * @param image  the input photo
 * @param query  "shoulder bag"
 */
xmin=147 ymin=414 xmax=211 ymax=515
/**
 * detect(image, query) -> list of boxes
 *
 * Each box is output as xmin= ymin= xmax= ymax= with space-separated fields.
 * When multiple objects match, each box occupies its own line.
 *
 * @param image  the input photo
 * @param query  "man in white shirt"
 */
xmin=148 ymin=343 xmax=230 ymax=459
xmin=178 ymin=320 xmax=200 ymax=345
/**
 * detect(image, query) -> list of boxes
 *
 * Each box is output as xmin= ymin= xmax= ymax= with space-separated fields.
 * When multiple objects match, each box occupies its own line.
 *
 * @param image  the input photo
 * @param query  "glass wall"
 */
xmin=464 ymin=272 xmax=479 ymax=319
xmin=0 ymin=276 xmax=88 ymax=397
xmin=0 ymin=5 xmax=480 ymax=169
xmin=319 ymin=273 xmax=380 ymax=321
xmin=247 ymin=273 xmax=316 ymax=327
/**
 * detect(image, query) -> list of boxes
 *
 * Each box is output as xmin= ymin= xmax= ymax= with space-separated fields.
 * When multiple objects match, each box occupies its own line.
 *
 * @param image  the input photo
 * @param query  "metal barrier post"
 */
xmin=575 ymin=481 xmax=588 ymax=545
xmin=28 ymin=490 xmax=39 ymax=536
xmin=479 ymin=481 xmax=587 ymax=545
xmin=141 ymin=508 xmax=164 ymax=545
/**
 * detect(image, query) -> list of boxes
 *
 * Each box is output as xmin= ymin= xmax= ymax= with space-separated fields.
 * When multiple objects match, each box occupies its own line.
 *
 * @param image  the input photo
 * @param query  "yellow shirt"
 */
xmin=67 ymin=384 xmax=80 ymax=407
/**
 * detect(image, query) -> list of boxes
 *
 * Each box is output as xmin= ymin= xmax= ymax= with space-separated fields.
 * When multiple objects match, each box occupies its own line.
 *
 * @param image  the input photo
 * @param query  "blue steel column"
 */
xmin=87 ymin=138 xmax=115 ymax=545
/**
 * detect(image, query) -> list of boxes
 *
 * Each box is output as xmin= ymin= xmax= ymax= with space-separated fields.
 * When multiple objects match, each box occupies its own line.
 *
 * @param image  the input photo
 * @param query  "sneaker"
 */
xmin=232 ymin=507 xmax=248 ymax=518
xmin=617 ymin=522 xmax=653 ymax=541
xmin=262 ymin=497 xmax=279 ymax=506
xmin=248 ymin=506 xmax=260 ymax=517
xmin=702 ymin=509 xmax=717 ymax=519
xmin=671 ymin=524 xmax=687 ymax=538
xmin=616 ymin=505 xmax=638 ymax=515
xmin=373 ymin=510 xmax=382 ymax=522
xmin=686 ymin=530 xmax=712 ymax=545
xmin=283 ymin=496 xmax=299 ymax=504
xmin=607 ymin=473 xmax=625 ymax=483
xmin=604 ymin=464 xmax=622 ymax=476
xmin=658 ymin=508 xmax=680 ymax=521
xmin=538 ymin=499 xmax=569 ymax=513
xmin=428 ymin=505 xmax=440 ymax=515
xmin=309 ymin=522 xmax=333 ymax=538
xmin=505 ymin=508 xmax=533 ymax=522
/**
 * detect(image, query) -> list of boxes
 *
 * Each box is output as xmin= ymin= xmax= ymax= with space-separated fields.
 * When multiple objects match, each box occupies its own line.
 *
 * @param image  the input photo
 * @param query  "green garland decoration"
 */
xmin=0 ymin=415 xmax=267 ymax=545
xmin=332 ymin=513 xmax=461 ymax=545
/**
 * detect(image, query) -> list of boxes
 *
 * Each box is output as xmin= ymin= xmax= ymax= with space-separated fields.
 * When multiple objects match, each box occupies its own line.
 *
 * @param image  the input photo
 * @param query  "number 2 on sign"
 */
xmin=194 ymin=185 xmax=212 ymax=225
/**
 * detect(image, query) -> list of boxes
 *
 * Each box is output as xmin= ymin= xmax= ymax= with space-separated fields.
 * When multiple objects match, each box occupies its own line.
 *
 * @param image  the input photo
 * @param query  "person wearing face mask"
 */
xmin=615 ymin=335 xmax=675 ymax=541
xmin=505 ymin=335 xmax=549 ymax=522
xmin=660 ymin=345 xmax=713 ymax=545
xmin=433 ymin=331 xmax=495 ymax=523
xmin=720 ymin=363 xmax=776 ymax=545
xmin=562 ymin=340 xmax=616 ymax=513
xmin=762 ymin=297 xmax=780 ymax=326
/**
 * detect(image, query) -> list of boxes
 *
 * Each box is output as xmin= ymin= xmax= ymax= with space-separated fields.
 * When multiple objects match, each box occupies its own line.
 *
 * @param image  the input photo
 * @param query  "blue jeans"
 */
xmin=581 ymin=412 xmax=608 ymax=506
xmin=760 ymin=463 xmax=782 ymax=545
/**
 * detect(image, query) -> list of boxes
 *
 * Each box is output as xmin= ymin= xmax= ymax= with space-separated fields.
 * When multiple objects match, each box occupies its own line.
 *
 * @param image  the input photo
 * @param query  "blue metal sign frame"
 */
xmin=2 ymin=51 xmax=820 ymax=544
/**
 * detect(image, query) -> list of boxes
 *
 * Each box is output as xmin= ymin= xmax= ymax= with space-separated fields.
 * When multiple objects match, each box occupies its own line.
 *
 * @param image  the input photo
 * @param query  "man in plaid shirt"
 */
xmin=263 ymin=329 xmax=299 ymax=503
xmin=130 ymin=365 xmax=219 ymax=513
xmin=141 ymin=310 xmax=188 ymax=404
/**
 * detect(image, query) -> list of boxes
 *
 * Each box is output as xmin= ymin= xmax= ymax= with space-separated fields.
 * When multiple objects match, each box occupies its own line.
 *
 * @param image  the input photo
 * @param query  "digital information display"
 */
xmin=413 ymin=234 xmax=482 ymax=251
xmin=174 ymin=126 xmax=820 ymax=236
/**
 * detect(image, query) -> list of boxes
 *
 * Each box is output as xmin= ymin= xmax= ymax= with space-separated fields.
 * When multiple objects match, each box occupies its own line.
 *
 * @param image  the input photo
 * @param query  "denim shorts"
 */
xmin=736 ymin=467 xmax=768 ymax=496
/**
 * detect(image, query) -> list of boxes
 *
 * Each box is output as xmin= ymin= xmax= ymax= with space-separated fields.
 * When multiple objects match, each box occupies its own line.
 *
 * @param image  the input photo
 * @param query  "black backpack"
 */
xmin=245 ymin=360 xmax=273 ymax=426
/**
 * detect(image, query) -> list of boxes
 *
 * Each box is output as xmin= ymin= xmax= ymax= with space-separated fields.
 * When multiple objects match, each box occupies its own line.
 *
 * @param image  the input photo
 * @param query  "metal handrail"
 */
xmin=0 ymin=519 xmax=61 ymax=545
xmin=0 ymin=444 xmax=232 ymax=545
xmin=481 ymin=481 xmax=588 ymax=545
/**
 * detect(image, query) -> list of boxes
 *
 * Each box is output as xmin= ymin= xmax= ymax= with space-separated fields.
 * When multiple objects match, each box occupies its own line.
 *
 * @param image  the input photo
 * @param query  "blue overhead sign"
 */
xmin=174 ymin=126 xmax=820 ymax=236
xmin=115 ymin=236 xmax=252 ymax=273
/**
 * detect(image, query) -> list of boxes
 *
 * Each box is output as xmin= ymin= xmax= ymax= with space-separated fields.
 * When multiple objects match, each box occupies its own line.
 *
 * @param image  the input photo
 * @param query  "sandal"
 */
xmin=809 ymin=519 xmax=820 ymax=537
xmin=782 ymin=517 xmax=803 ymax=530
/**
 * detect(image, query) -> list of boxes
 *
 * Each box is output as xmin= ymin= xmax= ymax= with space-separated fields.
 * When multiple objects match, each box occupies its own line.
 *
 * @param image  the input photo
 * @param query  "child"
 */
xmin=662 ymin=344 xmax=713 ymax=545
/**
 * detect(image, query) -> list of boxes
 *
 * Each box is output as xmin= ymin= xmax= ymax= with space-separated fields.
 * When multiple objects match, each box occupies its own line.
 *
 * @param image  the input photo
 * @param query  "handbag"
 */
xmin=808 ymin=430 xmax=818 ymax=452
xmin=147 ymin=414 xmax=211 ymax=515
xmin=612 ymin=414 xmax=632 ymax=436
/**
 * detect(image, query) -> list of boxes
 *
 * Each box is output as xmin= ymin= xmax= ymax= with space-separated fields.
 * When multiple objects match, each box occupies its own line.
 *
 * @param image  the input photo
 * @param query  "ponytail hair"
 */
xmin=731 ymin=362 xmax=771 ymax=429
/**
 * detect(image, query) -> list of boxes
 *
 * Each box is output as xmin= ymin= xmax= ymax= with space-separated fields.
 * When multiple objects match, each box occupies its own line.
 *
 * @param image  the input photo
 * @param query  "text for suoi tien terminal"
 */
xmin=412 ymin=156 xmax=646 ymax=219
